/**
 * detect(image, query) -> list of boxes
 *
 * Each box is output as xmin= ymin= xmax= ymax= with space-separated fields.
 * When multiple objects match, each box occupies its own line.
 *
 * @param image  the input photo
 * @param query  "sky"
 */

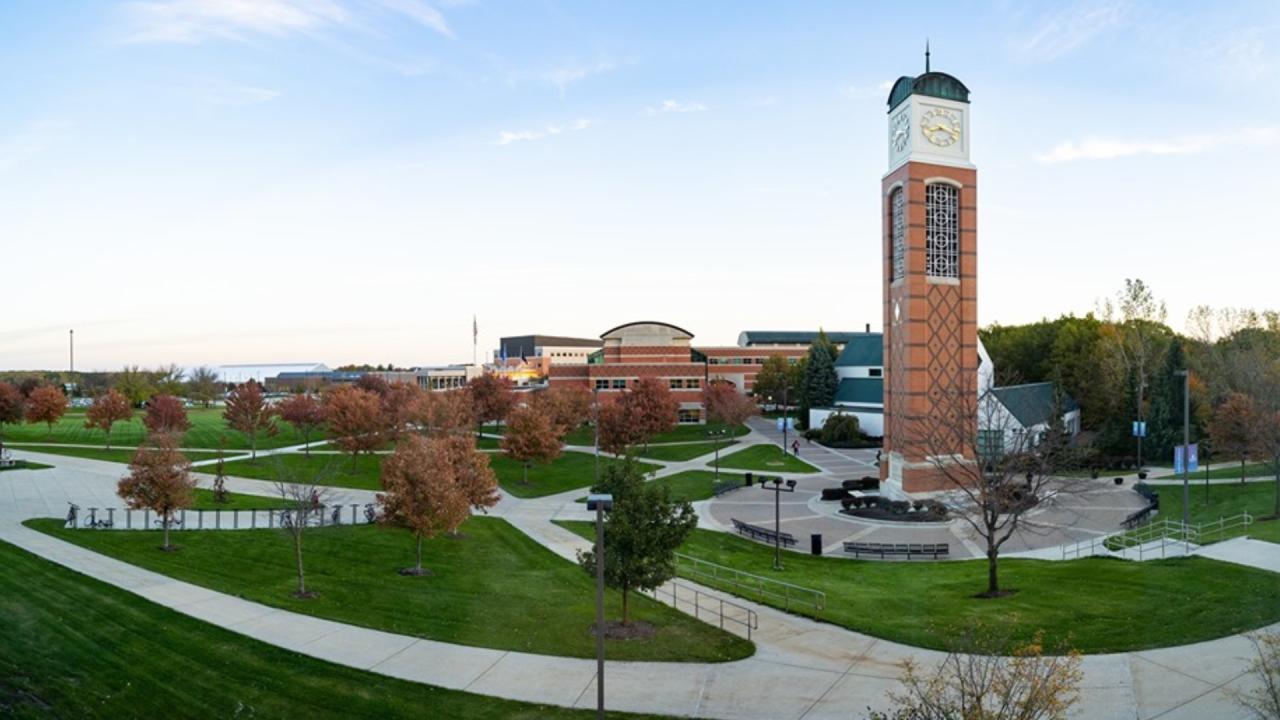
xmin=2 ymin=0 xmax=1278 ymax=371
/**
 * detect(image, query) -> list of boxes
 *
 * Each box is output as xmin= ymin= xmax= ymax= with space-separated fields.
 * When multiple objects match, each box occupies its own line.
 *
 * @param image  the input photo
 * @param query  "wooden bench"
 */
xmin=731 ymin=518 xmax=797 ymax=548
xmin=843 ymin=541 xmax=949 ymax=560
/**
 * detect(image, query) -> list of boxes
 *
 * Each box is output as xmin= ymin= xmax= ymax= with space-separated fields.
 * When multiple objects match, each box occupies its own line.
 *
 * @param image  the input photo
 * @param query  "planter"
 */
xmin=1137 ymin=471 xmax=1148 ymax=480
xmin=1114 ymin=477 xmax=1124 ymax=485
xmin=1090 ymin=469 xmax=1099 ymax=479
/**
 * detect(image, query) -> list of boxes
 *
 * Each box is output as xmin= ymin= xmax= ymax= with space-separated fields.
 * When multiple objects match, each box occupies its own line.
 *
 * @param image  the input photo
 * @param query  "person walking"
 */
xmin=791 ymin=439 xmax=800 ymax=456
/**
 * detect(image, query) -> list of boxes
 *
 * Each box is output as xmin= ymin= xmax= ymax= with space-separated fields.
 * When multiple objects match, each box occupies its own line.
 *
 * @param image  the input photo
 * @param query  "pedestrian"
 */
xmin=791 ymin=439 xmax=800 ymax=456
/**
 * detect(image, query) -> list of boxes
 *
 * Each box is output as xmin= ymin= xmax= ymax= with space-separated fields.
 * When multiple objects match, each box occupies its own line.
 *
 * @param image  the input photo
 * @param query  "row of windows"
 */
xmin=889 ymin=182 xmax=960 ymax=281
xmin=592 ymin=378 xmax=702 ymax=391
xmin=668 ymin=378 xmax=702 ymax=389
xmin=707 ymin=356 xmax=801 ymax=366
xmin=677 ymin=409 xmax=702 ymax=424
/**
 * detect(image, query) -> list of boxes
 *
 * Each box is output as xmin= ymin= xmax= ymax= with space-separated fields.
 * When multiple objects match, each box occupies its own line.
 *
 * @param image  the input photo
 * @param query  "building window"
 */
xmin=978 ymin=429 xmax=1003 ymax=462
xmin=595 ymin=379 xmax=609 ymax=391
xmin=686 ymin=378 xmax=701 ymax=389
xmin=891 ymin=187 xmax=905 ymax=281
xmin=677 ymin=409 xmax=702 ymax=424
xmin=669 ymin=379 xmax=684 ymax=389
xmin=925 ymin=183 xmax=959 ymax=278
xmin=868 ymin=368 xmax=883 ymax=377
xmin=611 ymin=379 xmax=626 ymax=389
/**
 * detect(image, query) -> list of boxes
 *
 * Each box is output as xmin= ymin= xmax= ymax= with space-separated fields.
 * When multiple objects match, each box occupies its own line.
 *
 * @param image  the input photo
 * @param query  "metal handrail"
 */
xmin=1061 ymin=512 xmax=1254 ymax=559
xmin=647 ymin=581 xmax=758 ymax=640
xmin=674 ymin=552 xmax=826 ymax=617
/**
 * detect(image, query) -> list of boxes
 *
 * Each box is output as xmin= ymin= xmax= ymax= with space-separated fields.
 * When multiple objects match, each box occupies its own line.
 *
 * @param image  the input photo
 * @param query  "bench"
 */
xmin=843 ymin=541 xmax=949 ymax=560
xmin=731 ymin=518 xmax=797 ymax=548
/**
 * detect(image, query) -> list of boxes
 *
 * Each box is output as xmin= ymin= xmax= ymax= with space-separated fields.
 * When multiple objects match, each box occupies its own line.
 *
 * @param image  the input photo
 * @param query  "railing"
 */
xmin=64 ymin=503 xmax=378 ymax=531
xmin=647 ymin=581 xmax=758 ymax=640
xmin=711 ymin=479 xmax=743 ymax=497
xmin=1061 ymin=512 xmax=1254 ymax=560
xmin=674 ymin=552 xmax=825 ymax=618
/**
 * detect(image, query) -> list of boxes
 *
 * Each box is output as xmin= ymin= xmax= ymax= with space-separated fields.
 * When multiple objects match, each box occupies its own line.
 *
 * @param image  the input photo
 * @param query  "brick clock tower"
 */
xmin=880 ymin=54 xmax=978 ymax=494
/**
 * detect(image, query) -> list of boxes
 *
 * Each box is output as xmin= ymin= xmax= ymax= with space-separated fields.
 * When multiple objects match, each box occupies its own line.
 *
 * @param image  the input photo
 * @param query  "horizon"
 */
xmin=3 ymin=0 xmax=1278 ymax=371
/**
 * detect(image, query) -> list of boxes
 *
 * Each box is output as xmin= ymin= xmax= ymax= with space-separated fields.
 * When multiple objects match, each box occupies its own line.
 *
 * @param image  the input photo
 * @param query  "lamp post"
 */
xmin=1175 ymin=369 xmax=1191 ymax=537
xmin=592 ymin=388 xmax=600 ymax=486
xmin=585 ymin=493 xmax=614 ymax=720
xmin=758 ymin=476 xmax=796 ymax=570
xmin=781 ymin=384 xmax=791 ymax=456
xmin=706 ymin=426 xmax=728 ymax=483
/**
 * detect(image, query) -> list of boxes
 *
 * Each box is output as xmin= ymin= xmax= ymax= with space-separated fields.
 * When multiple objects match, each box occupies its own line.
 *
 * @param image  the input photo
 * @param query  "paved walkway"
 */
xmin=4 ymin=447 xmax=1280 ymax=718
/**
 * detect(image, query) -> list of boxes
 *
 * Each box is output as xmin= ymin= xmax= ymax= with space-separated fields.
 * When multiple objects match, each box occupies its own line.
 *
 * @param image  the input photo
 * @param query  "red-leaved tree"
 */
xmin=703 ymin=380 xmax=758 ymax=429
xmin=324 ymin=385 xmax=384 ymax=468
xmin=381 ymin=382 xmax=422 ymax=443
xmin=276 ymin=393 xmax=326 ymax=456
xmin=143 ymin=394 xmax=191 ymax=437
xmin=468 ymin=373 xmax=517 ymax=436
xmin=0 ymin=382 xmax=25 ymax=449
xmin=502 ymin=405 xmax=562 ymax=485
xmin=224 ymin=381 xmax=277 ymax=460
xmin=597 ymin=399 xmax=640 ymax=456
xmin=117 ymin=433 xmax=196 ymax=551
xmin=413 ymin=388 xmax=476 ymax=437
xmin=24 ymin=385 xmax=68 ymax=438
xmin=85 ymin=389 xmax=134 ymax=450
xmin=622 ymin=377 xmax=680 ymax=451
xmin=1209 ymin=392 xmax=1261 ymax=484
xmin=534 ymin=384 xmax=594 ymax=439
xmin=377 ymin=434 xmax=475 ymax=576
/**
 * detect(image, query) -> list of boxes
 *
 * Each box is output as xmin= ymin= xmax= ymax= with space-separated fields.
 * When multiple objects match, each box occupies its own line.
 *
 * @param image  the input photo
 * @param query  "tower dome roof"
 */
xmin=887 ymin=71 xmax=970 ymax=112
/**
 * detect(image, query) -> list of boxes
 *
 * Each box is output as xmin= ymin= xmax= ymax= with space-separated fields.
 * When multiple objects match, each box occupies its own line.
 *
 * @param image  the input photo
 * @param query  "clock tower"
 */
xmin=880 ymin=54 xmax=978 ymax=494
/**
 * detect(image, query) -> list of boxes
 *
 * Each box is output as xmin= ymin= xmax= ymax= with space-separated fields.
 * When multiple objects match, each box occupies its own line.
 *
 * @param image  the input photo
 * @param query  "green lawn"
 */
xmin=708 ymin=444 xmax=818 ymax=474
xmin=577 ymin=471 xmax=748 ymax=504
xmin=3 ymin=408 xmax=320 ymax=450
xmin=638 ymin=441 xmax=736 ymax=462
xmin=219 ymin=452 xmax=382 ymax=489
xmin=0 ymin=539 xmax=664 ymax=720
xmin=1157 ymin=462 xmax=1278 ymax=481
xmin=0 ymin=459 xmax=52 ymax=472
xmin=10 ymin=444 xmax=225 ymax=465
xmin=558 ymin=522 xmax=1280 ymax=654
xmin=562 ymin=423 xmax=749 ymax=447
xmin=190 ymin=488 xmax=287 ymax=510
xmin=491 ymin=452 xmax=661 ymax=499
xmin=1152 ymin=480 xmax=1280 ymax=544
xmin=476 ymin=436 xmax=500 ymax=450
xmin=29 ymin=517 xmax=751 ymax=663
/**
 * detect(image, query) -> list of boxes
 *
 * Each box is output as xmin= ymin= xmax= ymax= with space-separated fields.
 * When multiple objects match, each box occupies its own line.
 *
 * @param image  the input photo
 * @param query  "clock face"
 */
xmin=920 ymin=108 xmax=961 ymax=147
xmin=890 ymin=111 xmax=910 ymax=153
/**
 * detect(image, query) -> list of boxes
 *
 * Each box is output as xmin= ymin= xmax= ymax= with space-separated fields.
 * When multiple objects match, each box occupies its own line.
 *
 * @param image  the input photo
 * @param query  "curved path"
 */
xmin=3 ymin=446 xmax=1278 ymax=719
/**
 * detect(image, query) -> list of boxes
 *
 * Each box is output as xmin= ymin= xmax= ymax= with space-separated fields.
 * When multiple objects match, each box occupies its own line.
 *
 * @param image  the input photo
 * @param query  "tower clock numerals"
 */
xmin=890 ymin=111 xmax=910 ymax=153
xmin=920 ymin=108 xmax=961 ymax=147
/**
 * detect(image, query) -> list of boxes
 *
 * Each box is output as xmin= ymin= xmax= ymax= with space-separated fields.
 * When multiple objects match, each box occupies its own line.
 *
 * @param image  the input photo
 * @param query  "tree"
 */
xmin=186 ymin=366 xmax=221 ymax=408
xmin=1100 ymin=278 xmax=1172 ymax=467
xmin=84 ymin=389 xmax=133 ymax=450
xmin=622 ymin=377 xmax=679 ymax=451
xmin=702 ymin=380 xmax=758 ymax=430
xmin=152 ymin=364 xmax=186 ymax=397
xmin=0 ymin=382 xmax=24 ymax=450
xmin=377 ymin=434 xmax=473 ymax=576
xmin=414 ymin=388 xmax=476 ymax=437
xmin=24 ymin=385 xmax=68 ymax=438
xmin=578 ymin=458 xmax=697 ymax=625
xmin=143 ymin=394 xmax=191 ymax=437
xmin=270 ymin=457 xmax=336 ymax=598
xmin=596 ymin=399 xmax=640 ymax=455
xmin=502 ymin=405 xmax=562 ymax=484
xmin=1234 ymin=631 xmax=1280 ymax=720
xmin=113 ymin=365 xmax=156 ymax=406
xmin=1145 ymin=340 xmax=1193 ymax=463
xmin=752 ymin=355 xmax=792 ymax=404
xmin=354 ymin=373 xmax=389 ymax=397
xmin=799 ymin=331 xmax=839 ymax=428
xmin=1209 ymin=392 xmax=1260 ymax=484
xmin=533 ymin=384 xmax=593 ymax=439
xmin=224 ymin=381 xmax=277 ymax=460
xmin=380 ymin=381 xmax=422 ymax=443
xmin=869 ymin=624 xmax=1083 ymax=720
xmin=276 ymin=393 xmax=325 ymax=456
xmin=441 ymin=433 xmax=499 ymax=515
xmin=324 ymin=385 xmax=384 ymax=467
xmin=117 ymin=434 xmax=195 ymax=551
xmin=468 ymin=373 xmax=516 ymax=436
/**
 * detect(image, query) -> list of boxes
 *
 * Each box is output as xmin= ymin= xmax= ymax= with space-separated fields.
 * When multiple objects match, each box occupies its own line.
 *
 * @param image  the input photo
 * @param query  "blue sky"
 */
xmin=2 ymin=0 xmax=1277 ymax=370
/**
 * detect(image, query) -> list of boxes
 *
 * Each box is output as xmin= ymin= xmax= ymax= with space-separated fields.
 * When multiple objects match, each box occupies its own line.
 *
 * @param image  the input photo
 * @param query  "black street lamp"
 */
xmin=585 ymin=493 xmax=614 ymax=719
xmin=758 ymin=476 xmax=796 ymax=570
xmin=592 ymin=388 xmax=601 ymax=486
xmin=706 ymin=426 xmax=728 ymax=483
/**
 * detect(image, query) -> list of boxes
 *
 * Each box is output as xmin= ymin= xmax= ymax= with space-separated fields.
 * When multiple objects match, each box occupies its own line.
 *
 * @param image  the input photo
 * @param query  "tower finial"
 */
xmin=925 ymin=39 xmax=931 ymax=73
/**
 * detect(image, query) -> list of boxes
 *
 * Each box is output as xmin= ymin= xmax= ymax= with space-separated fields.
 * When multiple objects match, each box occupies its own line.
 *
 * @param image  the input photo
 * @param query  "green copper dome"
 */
xmin=886 ymin=72 xmax=970 ymax=112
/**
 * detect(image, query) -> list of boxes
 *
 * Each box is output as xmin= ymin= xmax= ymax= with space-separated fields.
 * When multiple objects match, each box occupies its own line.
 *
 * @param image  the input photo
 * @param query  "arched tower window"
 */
xmin=891 ymin=187 xmax=905 ymax=281
xmin=925 ymin=183 xmax=959 ymax=279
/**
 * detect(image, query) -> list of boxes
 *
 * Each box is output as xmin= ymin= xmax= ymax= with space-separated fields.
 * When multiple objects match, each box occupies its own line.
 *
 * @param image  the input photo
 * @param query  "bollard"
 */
xmin=144 ymin=509 xmax=150 ymax=528
xmin=352 ymin=504 xmax=358 ymax=525
xmin=215 ymin=509 xmax=220 ymax=529
xmin=811 ymin=533 xmax=823 ymax=556
xmin=180 ymin=509 xmax=186 ymax=528
xmin=198 ymin=509 xmax=204 ymax=530
xmin=252 ymin=509 xmax=257 ymax=529
xmin=89 ymin=508 xmax=98 ymax=528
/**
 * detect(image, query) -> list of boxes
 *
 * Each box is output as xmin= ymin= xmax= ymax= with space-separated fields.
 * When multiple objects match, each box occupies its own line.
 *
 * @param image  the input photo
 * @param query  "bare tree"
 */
xmin=1234 ymin=631 xmax=1280 ymax=720
xmin=270 ymin=457 xmax=336 ymax=599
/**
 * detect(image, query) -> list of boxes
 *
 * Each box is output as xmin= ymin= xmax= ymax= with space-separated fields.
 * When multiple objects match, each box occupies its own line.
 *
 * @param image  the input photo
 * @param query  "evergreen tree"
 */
xmin=1146 ymin=341 xmax=1191 ymax=463
xmin=799 ymin=330 xmax=839 ymax=427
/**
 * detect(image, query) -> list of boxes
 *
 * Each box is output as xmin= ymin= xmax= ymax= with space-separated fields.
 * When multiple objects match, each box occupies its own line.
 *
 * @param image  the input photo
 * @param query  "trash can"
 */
xmin=745 ymin=472 xmax=753 ymax=486
xmin=810 ymin=533 xmax=823 ymax=556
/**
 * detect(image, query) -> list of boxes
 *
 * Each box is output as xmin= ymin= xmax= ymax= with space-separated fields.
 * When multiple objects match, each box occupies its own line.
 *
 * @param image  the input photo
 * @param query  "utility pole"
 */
xmin=69 ymin=329 xmax=74 ymax=374
xmin=1176 ymin=369 xmax=1190 ymax=535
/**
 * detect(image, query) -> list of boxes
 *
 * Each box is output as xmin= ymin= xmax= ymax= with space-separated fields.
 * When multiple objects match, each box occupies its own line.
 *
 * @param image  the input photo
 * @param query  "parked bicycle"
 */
xmin=65 ymin=502 xmax=79 ymax=528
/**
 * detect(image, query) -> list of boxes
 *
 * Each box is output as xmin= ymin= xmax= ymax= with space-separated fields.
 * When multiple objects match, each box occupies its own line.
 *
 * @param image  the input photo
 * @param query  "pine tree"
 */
xmin=799 ymin=330 xmax=839 ymax=427
xmin=1145 ymin=341 xmax=1189 ymax=463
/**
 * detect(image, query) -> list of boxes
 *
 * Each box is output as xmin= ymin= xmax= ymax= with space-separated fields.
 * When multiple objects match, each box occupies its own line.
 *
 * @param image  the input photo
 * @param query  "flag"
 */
xmin=472 ymin=315 xmax=478 ymax=343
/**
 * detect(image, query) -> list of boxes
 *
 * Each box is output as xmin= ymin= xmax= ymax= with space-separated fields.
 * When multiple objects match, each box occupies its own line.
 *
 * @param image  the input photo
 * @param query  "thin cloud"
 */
xmin=197 ymin=79 xmax=281 ymax=105
xmin=371 ymin=0 xmax=452 ymax=38
xmin=122 ymin=0 xmax=349 ymax=43
xmin=1014 ymin=0 xmax=1128 ymax=61
xmin=646 ymin=99 xmax=707 ymax=115
xmin=542 ymin=61 xmax=616 ymax=98
xmin=844 ymin=79 xmax=894 ymax=100
xmin=496 ymin=118 xmax=592 ymax=146
xmin=1035 ymin=127 xmax=1280 ymax=163
xmin=0 ymin=120 xmax=73 ymax=172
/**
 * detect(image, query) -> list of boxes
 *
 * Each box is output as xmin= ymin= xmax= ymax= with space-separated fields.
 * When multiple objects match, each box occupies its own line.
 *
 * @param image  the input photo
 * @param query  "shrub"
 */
xmin=820 ymin=414 xmax=861 ymax=444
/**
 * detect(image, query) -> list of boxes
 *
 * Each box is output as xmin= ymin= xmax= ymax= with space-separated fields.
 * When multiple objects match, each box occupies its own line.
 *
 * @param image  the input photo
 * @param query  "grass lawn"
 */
xmin=577 ymin=471 xmax=749 ymax=504
xmin=492 ymin=452 xmax=661 ymax=499
xmin=557 ymin=522 xmax=1280 ymax=654
xmin=476 ymin=436 xmax=500 ymax=450
xmin=10 ymin=444 xmax=224 ymax=465
xmin=3 ymin=408 xmax=319 ymax=450
xmin=29 ymin=517 xmax=751 ymax=663
xmin=220 ymin=453 xmax=383 ymax=490
xmin=708 ymin=444 xmax=818 ymax=474
xmin=638 ymin=441 xmax=736 ymax=462
xmin=0 ymin=539 xmax=665 ymax=720
xmin=562 ymin=423 xmax=749 ymax=447
xmin=0 ymin=459 xmax=52 ymax=472
xmin=1151 ymin=480 xmax=1280 ymax=544
xmin=1156 ymin=462 xmax=1277 ymax=481
xmin=190 ymin=488 xmax=287 ymax=510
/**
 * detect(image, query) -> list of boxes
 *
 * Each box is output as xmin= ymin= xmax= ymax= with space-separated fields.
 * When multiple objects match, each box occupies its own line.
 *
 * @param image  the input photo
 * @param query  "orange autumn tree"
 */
xmin=702 ymin=380 xmax=758 ymax=430
xmin=143 ymin=394 xmax=191 ymax=437
xmin=85 ymin=389 xmax=134 ymax=450
xmin=468 ymin=373 xmax=517 ymax=436
xmin=502 ymin=404 xmax=562 ymax=485
xmin=276 ymin=392 xmax=326 ymax=456
xmin=377 ymin=434 xmax=474 ymax=576
xmin=534 ymin=384 xmax=593 ymax=439
xmin=1209 ymin=392 xmax=1261 ymax=484
xmin=117 ymin=433 xmax=196 ymax=551
xmin=622 ymin=377 xmax=679 ymax=452
xmin=381 ymin=381 xmax=422 ymax=443
xmin=0 ymin=382 xmax=24 ymax=450
xmin=414 ymin=388 xmax=476 ymax=437
xmin=324 ymin=385 xmax=384 ymax=468
xmin=597 ymin=399 xmax=640 ymax=456
xmin=224 ymin=381 xmax=277 ymax=460
xmin=24 ymin=385 xmax=68 ymax=438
